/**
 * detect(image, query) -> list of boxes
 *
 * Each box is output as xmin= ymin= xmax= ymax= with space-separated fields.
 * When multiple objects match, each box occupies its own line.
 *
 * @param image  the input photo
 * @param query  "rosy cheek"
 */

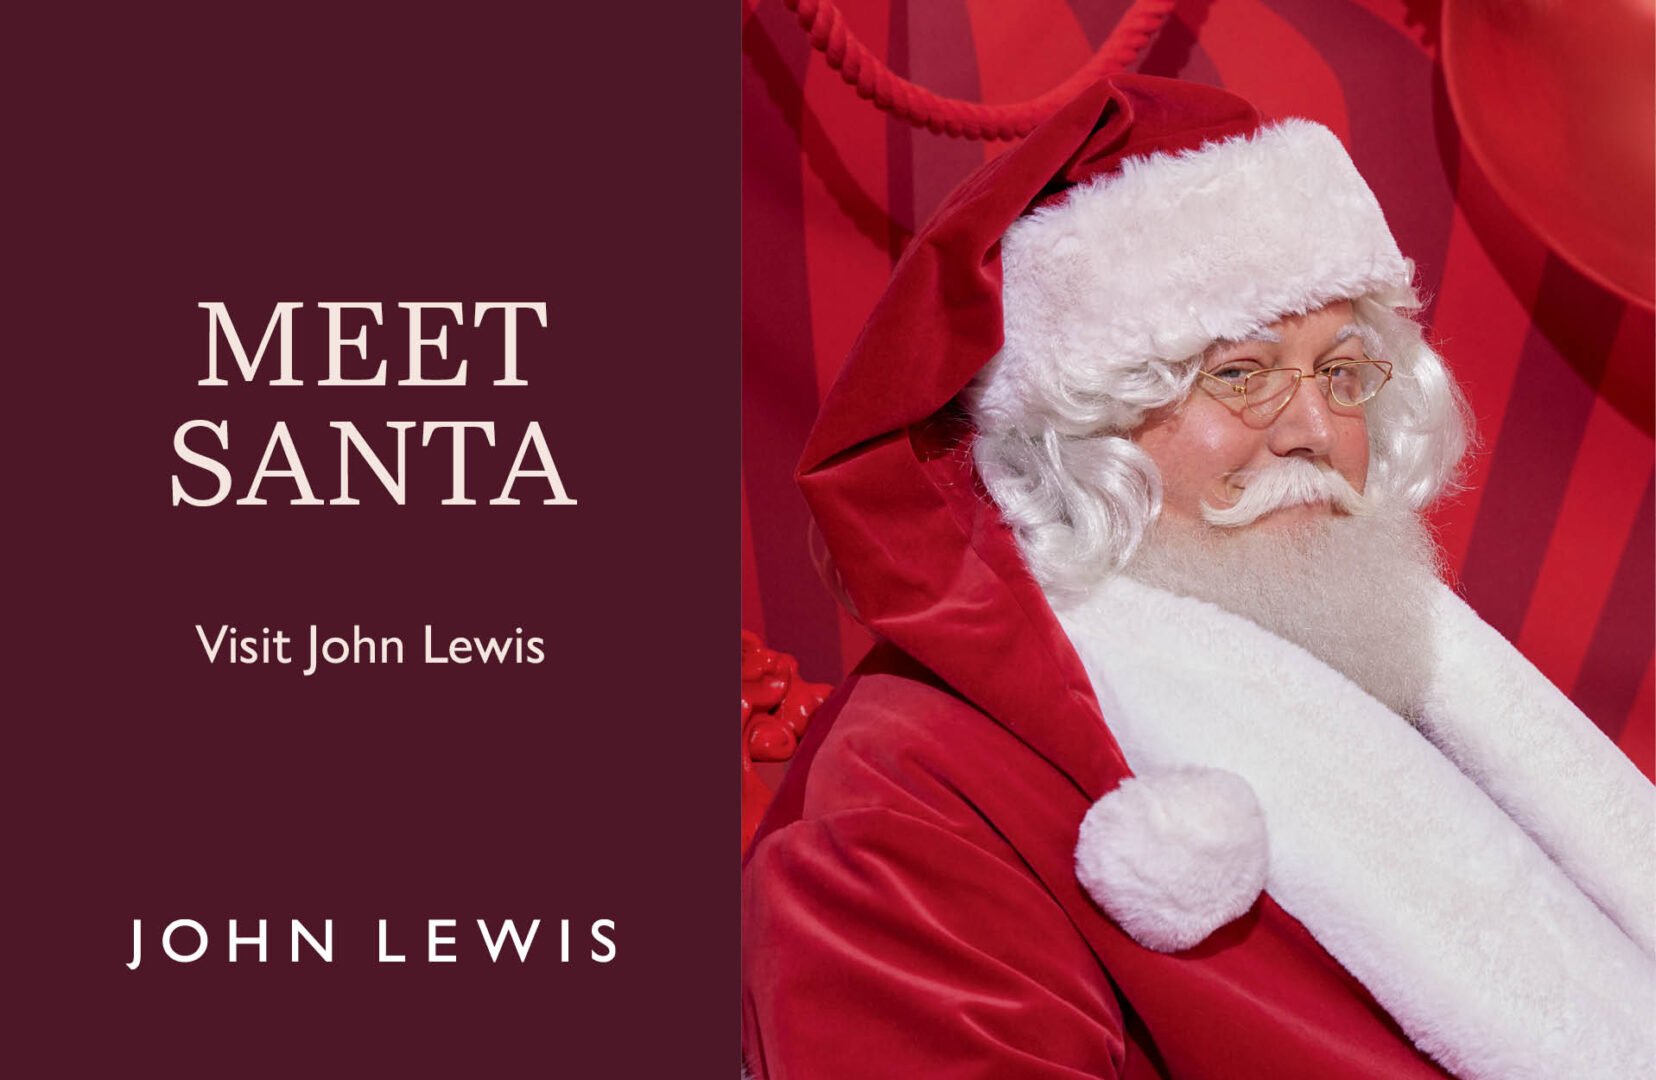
xmin=1138 ymin=408 xmax=1253 ymax=514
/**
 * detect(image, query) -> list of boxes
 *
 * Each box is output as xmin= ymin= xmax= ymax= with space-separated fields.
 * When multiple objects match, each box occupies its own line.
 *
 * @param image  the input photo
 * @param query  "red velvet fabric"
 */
xmin=743 ymin=76 xmax=1450 ymax=1077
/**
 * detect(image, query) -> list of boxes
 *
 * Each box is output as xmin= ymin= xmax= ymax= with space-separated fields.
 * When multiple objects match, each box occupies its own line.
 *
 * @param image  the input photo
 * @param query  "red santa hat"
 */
xmin=801 ymin=74 xmax=1417 ymax=472
xmin=974 ymin=107 xmax=1415 ymax=434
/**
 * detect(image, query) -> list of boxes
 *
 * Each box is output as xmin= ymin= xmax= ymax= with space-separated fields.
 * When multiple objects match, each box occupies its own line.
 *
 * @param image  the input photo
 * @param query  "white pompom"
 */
xmin=1075 ymin=766 xmax=1269 ymax=952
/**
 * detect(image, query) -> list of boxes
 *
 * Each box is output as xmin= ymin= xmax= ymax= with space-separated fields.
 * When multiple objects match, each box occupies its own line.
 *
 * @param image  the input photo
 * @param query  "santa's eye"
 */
xmin=1208 ymin=363 xmax=1258 ymax=384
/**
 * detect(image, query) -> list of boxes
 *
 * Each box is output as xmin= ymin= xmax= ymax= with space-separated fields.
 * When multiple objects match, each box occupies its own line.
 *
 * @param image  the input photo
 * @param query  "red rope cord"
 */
xmin=782 ymin=0 xmax=1178 ymax=140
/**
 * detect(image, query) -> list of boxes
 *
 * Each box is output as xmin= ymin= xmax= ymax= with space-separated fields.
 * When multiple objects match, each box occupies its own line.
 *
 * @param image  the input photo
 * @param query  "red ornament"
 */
xmin=740 ymin=630 xmax=832 ymax=855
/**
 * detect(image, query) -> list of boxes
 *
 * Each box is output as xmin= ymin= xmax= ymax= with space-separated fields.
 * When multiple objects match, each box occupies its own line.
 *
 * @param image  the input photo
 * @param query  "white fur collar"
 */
xmin=1057 ymin=576 xmax=1656 ymax=1079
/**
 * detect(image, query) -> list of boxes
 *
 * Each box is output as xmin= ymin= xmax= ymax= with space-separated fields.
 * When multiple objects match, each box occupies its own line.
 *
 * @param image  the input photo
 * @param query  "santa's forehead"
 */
xmin=1205 ymin=320 xmax=1363 ymax=353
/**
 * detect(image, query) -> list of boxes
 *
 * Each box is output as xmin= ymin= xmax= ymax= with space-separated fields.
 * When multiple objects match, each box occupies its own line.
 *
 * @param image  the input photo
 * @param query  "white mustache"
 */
xmin=1201 ymin=459 xmax=1372 ymax=528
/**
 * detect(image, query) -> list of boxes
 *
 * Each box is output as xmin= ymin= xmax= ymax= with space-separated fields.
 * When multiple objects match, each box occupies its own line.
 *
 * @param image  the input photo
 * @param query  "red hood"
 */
xmin=797 ymin=74 xmax=1260 ymax=799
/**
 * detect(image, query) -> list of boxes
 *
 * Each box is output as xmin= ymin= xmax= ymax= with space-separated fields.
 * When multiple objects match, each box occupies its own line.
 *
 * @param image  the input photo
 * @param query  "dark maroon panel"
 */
xmin=11 ymin=3 xmax=734 ymax=1074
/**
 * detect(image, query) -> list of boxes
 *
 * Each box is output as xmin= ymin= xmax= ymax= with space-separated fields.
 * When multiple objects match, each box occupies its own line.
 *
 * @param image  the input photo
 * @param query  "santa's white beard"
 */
xmin=1122 ymin=500 xmax=1442 ymax=719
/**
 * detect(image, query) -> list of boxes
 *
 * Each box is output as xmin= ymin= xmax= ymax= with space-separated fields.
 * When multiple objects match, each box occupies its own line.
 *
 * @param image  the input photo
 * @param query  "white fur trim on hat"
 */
xmin=1074 ymin=766 xmax=1269 ymax=952
xmin=976 ymin=120 xmax=1413 ymax=432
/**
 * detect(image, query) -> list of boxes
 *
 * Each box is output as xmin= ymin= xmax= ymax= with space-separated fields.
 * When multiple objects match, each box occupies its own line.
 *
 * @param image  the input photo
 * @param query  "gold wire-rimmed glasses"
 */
xmin=1196 ymin=360 xmax=1394 ymax=418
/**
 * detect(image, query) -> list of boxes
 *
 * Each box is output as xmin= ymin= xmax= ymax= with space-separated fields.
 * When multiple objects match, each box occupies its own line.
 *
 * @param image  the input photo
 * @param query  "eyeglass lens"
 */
xmin=1325 ymin=362 xmax=1387 ymax=406
xmin=1242 ymin=362 xmax=1387 ymax=416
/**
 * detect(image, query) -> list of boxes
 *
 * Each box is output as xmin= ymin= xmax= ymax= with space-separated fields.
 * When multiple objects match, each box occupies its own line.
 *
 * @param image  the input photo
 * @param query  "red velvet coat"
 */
xmin=741 ymin=77 xmax=1455 ymax=1078
xmin=744 ymin=646 xmax=1464 ymax=1078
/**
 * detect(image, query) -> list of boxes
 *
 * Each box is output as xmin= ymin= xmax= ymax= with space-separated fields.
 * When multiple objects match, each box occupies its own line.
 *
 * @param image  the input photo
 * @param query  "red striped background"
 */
xmin=741 ymin=0 xmax=1654 ymax=777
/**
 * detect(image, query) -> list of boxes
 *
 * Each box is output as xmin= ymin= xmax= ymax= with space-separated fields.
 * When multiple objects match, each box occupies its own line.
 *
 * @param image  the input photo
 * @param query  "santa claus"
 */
xmin=741 ymin=74 xmax=1654 ymax=1079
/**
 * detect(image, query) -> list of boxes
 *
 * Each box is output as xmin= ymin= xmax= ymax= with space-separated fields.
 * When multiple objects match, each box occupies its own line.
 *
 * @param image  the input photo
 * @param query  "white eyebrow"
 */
xmin=1203 ymin=327 xmax=1281 ymax=359
xmin=1334 ymin=321 xmax=1385 ymax=357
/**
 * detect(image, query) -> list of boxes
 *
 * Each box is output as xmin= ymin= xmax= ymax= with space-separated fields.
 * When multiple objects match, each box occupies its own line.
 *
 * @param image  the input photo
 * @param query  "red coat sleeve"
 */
xmin=743 ymin=806 xmax=1129 ymax=1079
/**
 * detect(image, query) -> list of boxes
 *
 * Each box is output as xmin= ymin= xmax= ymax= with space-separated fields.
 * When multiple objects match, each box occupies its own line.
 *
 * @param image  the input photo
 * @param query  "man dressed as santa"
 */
xmin=742 ymin=75 xmax=1654 ymax=1079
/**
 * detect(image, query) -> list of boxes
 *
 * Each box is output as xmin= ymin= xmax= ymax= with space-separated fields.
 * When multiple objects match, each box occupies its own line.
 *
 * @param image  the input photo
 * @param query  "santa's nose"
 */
xmin=1266 ymin=372 xmax=1336 ymax=458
